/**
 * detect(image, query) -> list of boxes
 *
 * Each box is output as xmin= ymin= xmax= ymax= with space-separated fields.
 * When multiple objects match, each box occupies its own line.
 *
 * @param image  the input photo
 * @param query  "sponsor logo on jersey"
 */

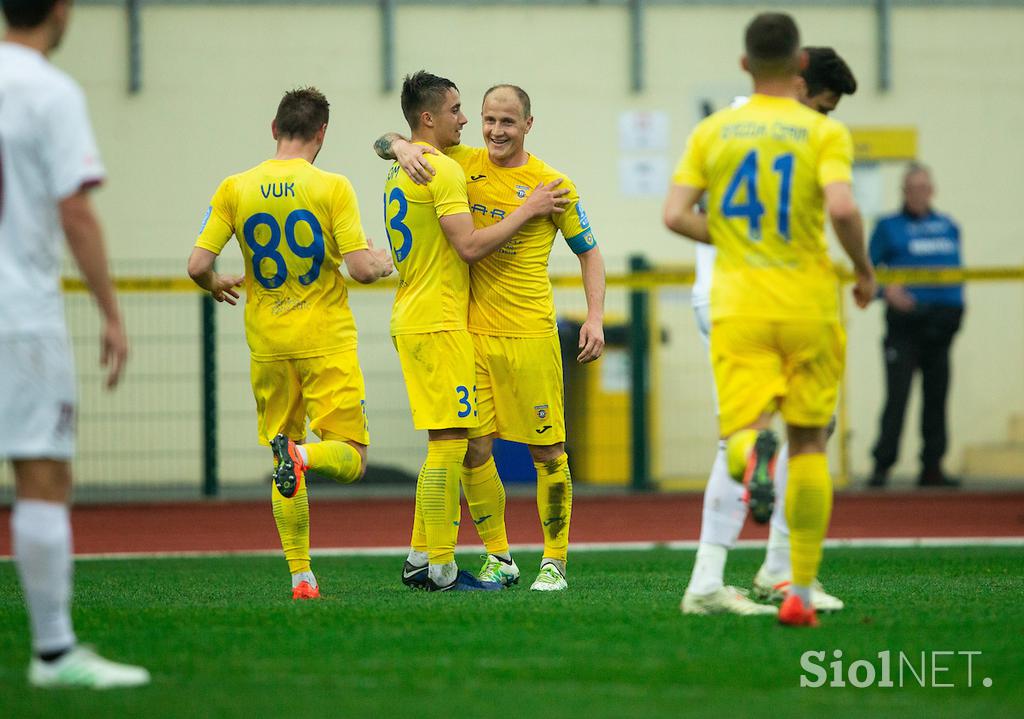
xmin=470 ymin=174 xmax=487 ymax=182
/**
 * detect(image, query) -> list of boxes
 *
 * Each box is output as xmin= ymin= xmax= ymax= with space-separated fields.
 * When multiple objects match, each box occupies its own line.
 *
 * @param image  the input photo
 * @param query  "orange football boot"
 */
xmin=292 ymin=580 xmax=320 ymax=600
xmin=778 ymin=593 xmax=819 ymax=627
xmin=271 ymin=433 xmax=307 ymax=499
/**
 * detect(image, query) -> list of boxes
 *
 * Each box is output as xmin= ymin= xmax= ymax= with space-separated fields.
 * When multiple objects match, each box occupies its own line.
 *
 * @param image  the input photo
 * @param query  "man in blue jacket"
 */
xmin=868 ymin=163 xmax=964 ymax=488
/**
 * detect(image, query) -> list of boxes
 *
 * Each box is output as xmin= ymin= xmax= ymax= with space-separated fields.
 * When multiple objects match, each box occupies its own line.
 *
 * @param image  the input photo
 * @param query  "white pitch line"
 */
xmin=0 ymin=536 xmax=1021 ymax=562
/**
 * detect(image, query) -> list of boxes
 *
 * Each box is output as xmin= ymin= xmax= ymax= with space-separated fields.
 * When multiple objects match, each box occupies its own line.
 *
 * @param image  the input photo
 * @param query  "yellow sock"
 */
xmin=535 ymin=454 xmax=572 ymax=563
xmin=305 ymin=440 xmax=362 ymax=484
xmin=410 ymin=489 xmax=428 ymax=553
xmin=462 ymin=457 xmax=509 ymax=555
xmin=271 ymin=479 xmax=310 ymax=575
xmin=419 ymin=439 xmax=467 ymax=565
xmin=725 ymin=428 xmax=759 ymax=481
xmin=784 ymin=453 xmax=833 ymax=587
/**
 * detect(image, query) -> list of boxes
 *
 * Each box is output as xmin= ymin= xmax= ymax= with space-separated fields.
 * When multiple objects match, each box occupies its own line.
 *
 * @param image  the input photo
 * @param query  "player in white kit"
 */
xmin=1 ymin=0 xmax=149 ymax=687
xmin=681 ymin=48 xmax=857 ymax=615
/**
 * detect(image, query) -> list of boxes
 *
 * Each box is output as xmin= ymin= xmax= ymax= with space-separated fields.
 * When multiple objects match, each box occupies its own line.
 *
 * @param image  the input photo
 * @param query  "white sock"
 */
xmin=407 ymin=549 xmax=428 ymax=566
xmin=698 ymin=443 xmax=747 ymax=547
xmin=791 ymin=583 xmax=812 ymax=605
xmin=763 ymin=442 xmax=791 ymax=577
xmin=12 ymin=500 xmax=76 ymax=655
xmin=428 ymin=561 xmax=458 ymax=587
xmin=686 ymin=543 xmax=728 ymax=596
xmin=291 ymin=570 xmax=317 ymax=589
xmin=296 ymin=445 xmax=309 ymax=465
xmin=492 ymin=552 xmax=512 ymax=563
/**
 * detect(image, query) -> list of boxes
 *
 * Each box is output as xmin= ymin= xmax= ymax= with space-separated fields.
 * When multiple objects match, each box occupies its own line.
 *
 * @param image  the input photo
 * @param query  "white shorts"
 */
xmin=693 ymin=303 xmax=718 ymax=413
xmin=0 ymin=334 xmax=77 ymax=460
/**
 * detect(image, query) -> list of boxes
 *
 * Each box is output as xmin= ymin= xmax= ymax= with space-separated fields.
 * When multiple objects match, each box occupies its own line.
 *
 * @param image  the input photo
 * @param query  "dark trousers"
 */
xmin=872 ymin=305 xmax=964 ymax=473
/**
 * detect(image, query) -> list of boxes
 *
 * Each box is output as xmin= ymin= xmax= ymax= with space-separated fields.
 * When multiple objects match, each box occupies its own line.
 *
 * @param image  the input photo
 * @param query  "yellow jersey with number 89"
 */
xmin=672 ymin=94 xmax=854 ymax=322
xmin=384 ymin=142 xmax=471 ymax=336
xmin=195 ymin=158 xmax=368 ymax=361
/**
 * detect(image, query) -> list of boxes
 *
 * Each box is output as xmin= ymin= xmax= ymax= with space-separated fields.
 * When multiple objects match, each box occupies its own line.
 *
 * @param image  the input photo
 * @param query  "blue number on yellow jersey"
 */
xmin=195 ymin=158 xmax=367 ymax=360
xmin=383 ymin=142 xmax=471 ymax=336
xmin=672 ymin=94 xmax=854 ymax=322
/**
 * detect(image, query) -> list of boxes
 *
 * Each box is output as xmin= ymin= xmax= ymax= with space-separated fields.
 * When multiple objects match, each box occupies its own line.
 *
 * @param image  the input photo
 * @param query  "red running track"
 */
xmin=1 ymin=492 xmax=1022 ymax=556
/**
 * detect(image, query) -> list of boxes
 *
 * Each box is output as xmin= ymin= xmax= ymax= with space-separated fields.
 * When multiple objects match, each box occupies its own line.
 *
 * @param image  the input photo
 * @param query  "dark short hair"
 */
xmin=401 ymin=70 xmax=458 ymax=130
xmin=744 ymin=12 xmax=801 ymax=76
xmin=274 ymin=87 xmax=330 ymax=141
xmin=483 ymin=84 xmax=531 ymax=119
xmin=802 ymin=47 xmax=858 ymax=97
xmin=2 ymin=0 xmax=60 ymax=28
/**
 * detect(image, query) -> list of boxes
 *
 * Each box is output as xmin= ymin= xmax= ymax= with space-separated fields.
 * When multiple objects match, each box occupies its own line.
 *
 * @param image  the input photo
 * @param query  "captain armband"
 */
xmin=566 ymin=229 xmax=598 ymax=255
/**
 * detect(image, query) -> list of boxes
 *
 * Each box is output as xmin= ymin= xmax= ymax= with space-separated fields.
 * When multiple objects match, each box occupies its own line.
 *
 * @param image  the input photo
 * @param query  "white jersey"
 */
xmin=0 ymin=42 xmax=105 ymax=337
xmin=691 ymin=96 xmax=747 ymax=312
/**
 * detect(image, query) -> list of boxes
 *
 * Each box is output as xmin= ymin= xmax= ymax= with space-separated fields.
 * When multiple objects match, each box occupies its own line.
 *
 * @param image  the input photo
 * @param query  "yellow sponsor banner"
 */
xmin=61 ymin=265 xmax=1023 ymax=294
xmin=850 ymin=126 xmax=918 ymax=162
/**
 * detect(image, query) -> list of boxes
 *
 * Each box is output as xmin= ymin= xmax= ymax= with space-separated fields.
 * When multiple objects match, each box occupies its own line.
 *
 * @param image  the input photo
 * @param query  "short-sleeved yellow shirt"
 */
xmin=384 ymin=142 xmax=472 ymax=336
xmin=195 ymin=158 xmax=368 ymax=360
xmin=672 ymin=94 xmax=854 ymax=322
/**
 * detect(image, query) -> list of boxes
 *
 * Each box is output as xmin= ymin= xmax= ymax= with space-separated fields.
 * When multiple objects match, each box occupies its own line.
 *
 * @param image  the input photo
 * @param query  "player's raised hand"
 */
xmin=523 ymin=179 xmax=570 ymax=218
xmin=211 ymin=273 xmax=244 ymax=305
xmin=852 ymin=270 xmax=877 ymax=309
xmin=100 ymin=317 xmax=128 ymax=389
xmin=577 ymin=319 xmax=605 ymax=364
xmin=396 ymin=140 xmax=437 ymax=185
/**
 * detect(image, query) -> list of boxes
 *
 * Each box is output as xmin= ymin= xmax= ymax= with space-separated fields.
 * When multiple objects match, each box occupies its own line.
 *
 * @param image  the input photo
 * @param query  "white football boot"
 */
xmin=680 ymin=586 xmax=778 ymax=616
xmin=752 ymin=567 xmax=845 ymax=612
xmin=29 ymin=646 xmax=150 ymax=689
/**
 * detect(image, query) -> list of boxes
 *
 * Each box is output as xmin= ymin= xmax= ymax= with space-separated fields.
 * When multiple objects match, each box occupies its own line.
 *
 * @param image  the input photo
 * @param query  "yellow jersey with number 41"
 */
xmin=446 ymin=144 xmax=596 ymax=338
xmin=384 ymin=142 xmax=472 ymax=336
xmin=195 ymin=158 xmax=368 ymax=361
xmin=672 ymin=94 xmax=854 ymax=322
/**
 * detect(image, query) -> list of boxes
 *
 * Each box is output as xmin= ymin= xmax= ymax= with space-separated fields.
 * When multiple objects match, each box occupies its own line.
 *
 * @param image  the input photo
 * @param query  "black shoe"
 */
xmin=402 ymin=560 xmax=429 ymax=589
xmin=917 ymin=468 xmax=960 ymax=488
xmin=745 ymin=430 xmax=778 ymax=524
xmin=867 ymin=470 xmax=889 ymax=488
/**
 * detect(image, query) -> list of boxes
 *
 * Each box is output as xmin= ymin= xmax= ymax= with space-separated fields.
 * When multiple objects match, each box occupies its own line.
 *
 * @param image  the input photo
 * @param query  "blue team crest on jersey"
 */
xmin=576 ymin=202 xmax=590 ymax=228
xmin=198 ymin=206 xmax=212 ymax=235
xmin=535 ymin=404 xmax=549 ymax=420
xmin=515 ymin=184 xmax=530 ymax=199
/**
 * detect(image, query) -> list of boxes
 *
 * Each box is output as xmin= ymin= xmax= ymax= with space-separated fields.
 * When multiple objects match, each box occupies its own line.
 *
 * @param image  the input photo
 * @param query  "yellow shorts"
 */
xmin=710 ymin=318 xmax=845 ymax=438
xmin=250 ymin=349 xmax=369 ymax=446
xmin=393 ymin=331 xmax=478 ymax=431
xmin=469 ymin=333 xmax=566 ymax=445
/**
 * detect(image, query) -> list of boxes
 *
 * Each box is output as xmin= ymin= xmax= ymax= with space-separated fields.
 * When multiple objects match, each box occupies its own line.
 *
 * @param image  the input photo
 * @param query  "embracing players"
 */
xmin=381 ymin=71 xmax=570 ymax=591
xmin=378 ymin=83 xmax=606 ymax=591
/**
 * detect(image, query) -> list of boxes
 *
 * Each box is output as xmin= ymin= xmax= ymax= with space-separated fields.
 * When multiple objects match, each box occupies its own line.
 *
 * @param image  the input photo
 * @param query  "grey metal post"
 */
xmin=381 ymin=0 xmax=396 ymax=93
xmin=128 ymin=0 xmax=142 ymax=94
xmin=877 ymin=0 xmax=893 ymax=92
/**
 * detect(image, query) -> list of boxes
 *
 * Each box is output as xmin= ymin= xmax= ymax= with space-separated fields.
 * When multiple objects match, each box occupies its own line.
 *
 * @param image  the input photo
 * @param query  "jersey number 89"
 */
xmin=242 ymin=209 xmax=325 ymax=289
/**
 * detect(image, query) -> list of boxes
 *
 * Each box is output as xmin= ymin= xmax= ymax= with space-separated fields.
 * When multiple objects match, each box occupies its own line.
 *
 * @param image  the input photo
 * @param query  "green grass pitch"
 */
xmin=1 ymin=547 xmax=1021 ymax=718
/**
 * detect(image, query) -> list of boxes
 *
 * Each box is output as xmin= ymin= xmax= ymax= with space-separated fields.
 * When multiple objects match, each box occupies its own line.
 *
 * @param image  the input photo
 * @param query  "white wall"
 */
xmin=24 ymin=2 xmax=1022 ymax=486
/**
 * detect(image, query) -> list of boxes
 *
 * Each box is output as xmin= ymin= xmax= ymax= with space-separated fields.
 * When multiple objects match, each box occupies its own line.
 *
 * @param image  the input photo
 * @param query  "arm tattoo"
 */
xmin=373 ymin=132 xmax=404 ymax=160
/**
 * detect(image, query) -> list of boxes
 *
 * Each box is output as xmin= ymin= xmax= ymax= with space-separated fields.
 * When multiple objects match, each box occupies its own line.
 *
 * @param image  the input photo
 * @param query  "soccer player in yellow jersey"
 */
xmin=383 ymin=71 xmax=568 ymax=591
xmin=379 ymin=85 xmax=605 ymax=592
xmin=188 ymin=88 xmax=393 ymax=599
xmin=663 ymin=13 xmax=875 ymax=626
xmin=680 ymin=48 xmax=858 ymax=618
